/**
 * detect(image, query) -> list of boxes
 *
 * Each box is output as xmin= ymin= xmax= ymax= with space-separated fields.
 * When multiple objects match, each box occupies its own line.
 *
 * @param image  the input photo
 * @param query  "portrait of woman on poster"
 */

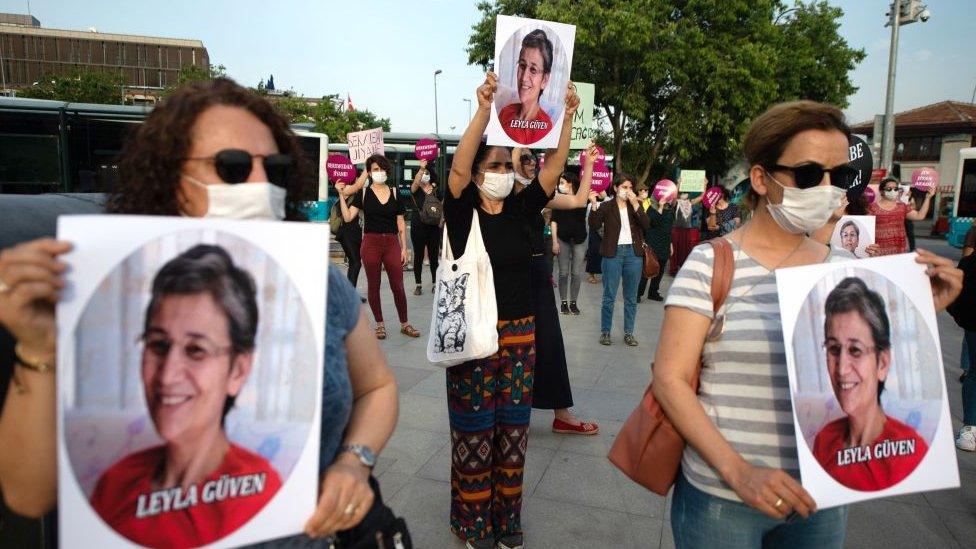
xmin=89 ymin=244 xmax=282 ymax=547
xmin=838 ymin=220 xmax=862 ymax=258
xmin=812 ymin=277 xmax=928 ymax=492
xmin=498 ymin=29 xmax=556 ymax=145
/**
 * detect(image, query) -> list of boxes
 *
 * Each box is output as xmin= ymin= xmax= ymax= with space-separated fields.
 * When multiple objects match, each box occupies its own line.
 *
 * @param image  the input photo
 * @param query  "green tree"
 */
xmin=467 ymin=0 xmax=864 ymax=184
xmin=160 ymin=64 xmax=227 ymax=97
xmin=18 ymin=69 xmax=124 ymax=104
xmin=270 ymin=95 xmax=314 ymax=124
xmin=310 ymin=94 xmax=391 ymax=143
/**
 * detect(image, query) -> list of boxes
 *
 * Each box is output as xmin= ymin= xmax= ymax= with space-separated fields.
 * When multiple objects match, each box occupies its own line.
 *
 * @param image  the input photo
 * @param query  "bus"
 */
xmin=948 ymin=147 xmax=976 ymax=247
xmin=0 ymin=96 xmax=329 ymax=199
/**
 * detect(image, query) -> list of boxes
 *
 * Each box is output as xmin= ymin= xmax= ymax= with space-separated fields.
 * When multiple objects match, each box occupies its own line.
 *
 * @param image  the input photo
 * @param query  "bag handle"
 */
xmin=441 ymin=207 xmax=485 ymax=263
xmin=709 ymin=237 xmax=734 ymax=313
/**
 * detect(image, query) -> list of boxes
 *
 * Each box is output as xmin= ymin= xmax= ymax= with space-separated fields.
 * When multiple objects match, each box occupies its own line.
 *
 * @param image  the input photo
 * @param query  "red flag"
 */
xmin=347 ymin=93 xmax=355 ymax=113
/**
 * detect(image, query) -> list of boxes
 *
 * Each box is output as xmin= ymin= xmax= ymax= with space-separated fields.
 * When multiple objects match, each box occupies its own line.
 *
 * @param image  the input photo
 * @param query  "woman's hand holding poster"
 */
xmin=830 ymin=216 xmax=875 ymax=259
xmin=487 ymin=15 xmax=576 ymax=149
xmin=56 ymin=216 xmax=328 ymax=547
xmin=776 ymin=254 xmax=959 ymax=509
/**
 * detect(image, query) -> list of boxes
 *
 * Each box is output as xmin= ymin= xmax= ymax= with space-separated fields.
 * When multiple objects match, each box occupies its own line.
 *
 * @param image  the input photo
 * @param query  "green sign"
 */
xmin=678 ymin=169 xmax=707 ymax=193
xmin=570 ymin=82 xmax=595 ymax=150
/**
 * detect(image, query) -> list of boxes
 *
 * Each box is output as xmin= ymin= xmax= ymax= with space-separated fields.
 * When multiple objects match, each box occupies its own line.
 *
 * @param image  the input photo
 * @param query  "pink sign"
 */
xmin=326 ymin=154 xmax=356 ymax=184
xmin=591 ymin=164 xmax=612 ymax=193
xmin=653 ymin=179 xmax=677 ymax=203
xmin=911 ymin=167 xmax=938 ymax=192
xmin=703 ymin=186 xmax=724 ymax=209
xmin=414 ymin=138 xmax=439 ymax=161
xmin=863 ymin=186 xmax=876 ymax=204
xmin=578 ymin=146 xmax=606 ymax=168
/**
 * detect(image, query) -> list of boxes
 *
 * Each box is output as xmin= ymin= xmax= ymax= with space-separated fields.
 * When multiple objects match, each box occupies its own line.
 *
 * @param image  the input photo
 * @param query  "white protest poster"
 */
xmin=570 ymin=81 xmax=595 ymax=150
xmin=830 ymin=216 xmax=876 ymax=259
xmin=678 ymin=169 xmax=707 ymax=194
xmin=776 ymin=254 xmax=959 ymax=509
xmin=347 ymin=127 xmax=385 ymax=164
xmin=56 ymin=215 xmax=328 ymax=548
xmin=487 ymin=14 xmax=576 ymax=149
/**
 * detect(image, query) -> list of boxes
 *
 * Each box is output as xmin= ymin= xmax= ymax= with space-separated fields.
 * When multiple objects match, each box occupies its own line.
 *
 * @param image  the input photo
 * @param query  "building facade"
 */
xmin=0 ymin=12 xmax=208 ymax=103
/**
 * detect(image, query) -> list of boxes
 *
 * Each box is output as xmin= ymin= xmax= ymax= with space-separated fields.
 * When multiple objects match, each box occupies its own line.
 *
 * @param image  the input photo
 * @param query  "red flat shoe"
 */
xmin=552 ymin=417 xmax=599 ymax=435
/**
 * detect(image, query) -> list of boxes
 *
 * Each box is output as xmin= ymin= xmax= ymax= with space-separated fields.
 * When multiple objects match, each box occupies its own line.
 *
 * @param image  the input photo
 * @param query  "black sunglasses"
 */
xmin=186 ymin=149 xmax=293 ymax=186
xmin=767 ymin=162 xmax=858 ymax=190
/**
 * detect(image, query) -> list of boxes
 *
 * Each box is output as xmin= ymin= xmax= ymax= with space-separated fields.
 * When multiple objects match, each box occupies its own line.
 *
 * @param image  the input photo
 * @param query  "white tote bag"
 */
xmin=426 ymin=210 xmax=499 ymax=367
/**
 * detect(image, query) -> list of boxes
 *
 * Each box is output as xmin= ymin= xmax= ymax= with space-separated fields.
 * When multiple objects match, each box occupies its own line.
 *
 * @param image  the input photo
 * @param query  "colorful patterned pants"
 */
xmin=446 ymin=317 xmax=535 ymax=542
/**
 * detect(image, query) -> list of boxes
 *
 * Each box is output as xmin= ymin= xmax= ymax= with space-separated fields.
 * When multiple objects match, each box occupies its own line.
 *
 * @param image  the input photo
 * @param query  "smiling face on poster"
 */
xmin=776 ymin=256 xmax=958 ymax=508
xmin=488 ymin=15 xmax=576 ymax=148
xmin=56 ymin=216 xmax=328 ymax=548
xmin=830 ymin=216 xmax=875 ymax=259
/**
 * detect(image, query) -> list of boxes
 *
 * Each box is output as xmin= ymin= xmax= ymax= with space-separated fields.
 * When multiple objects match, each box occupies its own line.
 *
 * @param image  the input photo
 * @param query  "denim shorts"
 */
xmin=671 ymin=473 xmax=848 ymax=549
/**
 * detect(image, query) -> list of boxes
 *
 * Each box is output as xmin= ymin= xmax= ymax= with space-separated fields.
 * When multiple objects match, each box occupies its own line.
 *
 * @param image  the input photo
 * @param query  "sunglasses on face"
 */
xmin=767 ymin=162 xmax=858 ymax=190
xmin=185 ymin=149 xmax=293 ymax=186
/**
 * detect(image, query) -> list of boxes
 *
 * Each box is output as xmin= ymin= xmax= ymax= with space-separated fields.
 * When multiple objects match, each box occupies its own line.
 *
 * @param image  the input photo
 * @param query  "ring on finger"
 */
xmin=0 ymin=276 xmax=10 ymax=294
xmin=344 ymin=502 xmax=357 ymax=516
xmin=774 ymin=497 xmax=784 ymax=509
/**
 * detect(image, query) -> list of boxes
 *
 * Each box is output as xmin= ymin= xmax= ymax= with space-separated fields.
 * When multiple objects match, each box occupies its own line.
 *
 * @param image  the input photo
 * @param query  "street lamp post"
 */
xmin=434 ymin=69 xmax=442 ymax=134
xmin=463 ymin=98 xmax=472 ymax=123
xmin=880 ymin=0 xmax=931 ymax=172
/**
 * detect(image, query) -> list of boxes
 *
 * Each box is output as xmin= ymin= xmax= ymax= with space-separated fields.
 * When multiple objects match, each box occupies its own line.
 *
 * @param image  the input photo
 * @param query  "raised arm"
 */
xmin=336 ymin=182 xmax=361 ymax=223
xmin=449 ymin=74 xmax=497 ymax=199
xmin=410 ymin=159 xmax=428 ymax=194
xmin=339 ymin=170 xmax=368 ymax=197
xmin=548 ymin=142 xmax=596 ymax=210
xmin=906 ymin=188 xmax=934 ymax=221
xmin=538 ymin=82 xmax=580 ymax=197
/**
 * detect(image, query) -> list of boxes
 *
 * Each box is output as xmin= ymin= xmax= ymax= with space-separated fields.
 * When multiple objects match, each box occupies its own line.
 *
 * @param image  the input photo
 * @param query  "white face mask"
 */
xmin=371 ymin=171 xmax=388 ymax=184
xmin=514 ymin=172 xmax=533 ymax=186
xmin=480 ymin=171 xmax=515 ymax=200
xmin=765 ymin=172 xmax=844 ymax=235
xmin=185 ymin=175 xmax=286 ymax=220
xmin=558 ymin=183 xmax=570 ymax=194
xmin=617 ymin=188 xmax=630 ymax=201
xmin=421 ymin=173 xmax=431 ymax=184
xmin=883 ymin=189 xmax=898 ymax=201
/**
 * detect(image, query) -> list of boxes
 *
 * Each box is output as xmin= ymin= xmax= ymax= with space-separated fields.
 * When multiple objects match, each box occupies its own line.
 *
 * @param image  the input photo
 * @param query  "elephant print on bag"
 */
xmin=434 ymin=273 xmax=469 ymax=353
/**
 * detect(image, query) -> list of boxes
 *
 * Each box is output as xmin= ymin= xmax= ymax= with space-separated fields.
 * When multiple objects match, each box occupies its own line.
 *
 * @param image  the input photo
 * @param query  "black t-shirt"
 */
xmin=529 ymin=212 xmax=547 ymax=255
xmin=351 ymin=185 xmax=405 ymax=234
xmin=551 ymin=207 xmax=587 ymax=245
xmin=444 ymin=179 xmax=551 ymax=320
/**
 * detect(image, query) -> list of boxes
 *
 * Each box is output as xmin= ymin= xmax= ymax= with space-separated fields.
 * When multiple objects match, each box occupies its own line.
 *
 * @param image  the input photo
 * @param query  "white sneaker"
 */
xmin=957 ymin=426 xmax=976 ymax=452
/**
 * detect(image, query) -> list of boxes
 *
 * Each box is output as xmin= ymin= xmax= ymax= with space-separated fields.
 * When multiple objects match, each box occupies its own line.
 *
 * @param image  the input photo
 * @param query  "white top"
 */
xmin=617 ymin=206 xmax=633 ymax=245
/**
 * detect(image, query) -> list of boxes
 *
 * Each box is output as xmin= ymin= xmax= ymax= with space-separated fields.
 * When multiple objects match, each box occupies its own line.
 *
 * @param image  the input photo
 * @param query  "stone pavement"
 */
xmin=342 ymin=236 xmax=976 ymax=548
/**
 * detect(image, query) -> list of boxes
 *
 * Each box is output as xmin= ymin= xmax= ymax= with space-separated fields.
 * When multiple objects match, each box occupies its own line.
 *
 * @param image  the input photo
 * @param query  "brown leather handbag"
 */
xmin=641 ymin=242 xmax=660 ymax=279
xmin=607 ymin=238 xmax=734 ymax=495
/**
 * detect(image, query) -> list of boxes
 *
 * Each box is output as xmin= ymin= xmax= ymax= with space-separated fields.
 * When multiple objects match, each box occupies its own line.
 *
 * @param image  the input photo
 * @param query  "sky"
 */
xmin=2 ymin=0 xmax=974 ymax=133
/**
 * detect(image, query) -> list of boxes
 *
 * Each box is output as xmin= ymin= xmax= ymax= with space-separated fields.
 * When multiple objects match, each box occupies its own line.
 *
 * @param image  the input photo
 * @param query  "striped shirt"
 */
xmin=665 ymin=238 xmax=852 ymax=501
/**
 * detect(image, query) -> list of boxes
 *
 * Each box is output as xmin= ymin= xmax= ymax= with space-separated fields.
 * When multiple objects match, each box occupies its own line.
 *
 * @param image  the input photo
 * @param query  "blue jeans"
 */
xmin=671 ymin=474 xmax=848 ymax=549
xmin=963 ymin=331 xmax=976 ymax=425
xmin=600 ymin=245 xmax=642 ymax=334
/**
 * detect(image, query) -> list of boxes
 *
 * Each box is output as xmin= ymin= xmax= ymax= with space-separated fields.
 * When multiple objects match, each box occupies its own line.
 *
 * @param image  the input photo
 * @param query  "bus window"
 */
xmin=959 ymin=159 xmax=976 ymax=218
xmin=0 ymin=134 xmax=61 ymax=194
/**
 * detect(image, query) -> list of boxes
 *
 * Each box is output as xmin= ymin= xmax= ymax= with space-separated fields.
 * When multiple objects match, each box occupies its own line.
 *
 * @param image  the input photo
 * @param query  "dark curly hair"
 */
xmin=107 ymin=78 xmax=315 ymax=220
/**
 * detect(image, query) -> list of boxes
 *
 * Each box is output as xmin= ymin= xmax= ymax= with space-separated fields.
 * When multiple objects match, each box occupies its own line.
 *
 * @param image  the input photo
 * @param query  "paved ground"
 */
xmin=343 ymin=235 xmax=975 ymax=549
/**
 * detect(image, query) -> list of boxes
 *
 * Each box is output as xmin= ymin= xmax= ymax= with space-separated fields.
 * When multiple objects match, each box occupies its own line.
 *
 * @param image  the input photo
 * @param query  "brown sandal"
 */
xmin=375 ymin=325 xmax=387 ymax=340
xmin=400 ymin=324 xmax=420 ymax=338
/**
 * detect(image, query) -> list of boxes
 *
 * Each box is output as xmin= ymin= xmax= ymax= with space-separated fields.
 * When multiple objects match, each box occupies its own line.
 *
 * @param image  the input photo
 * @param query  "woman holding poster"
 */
xmin=90 ymin=244 xmax=283 ymax=547
xmin=866 ymin=177 xmax=934 ymax=256
xmin=409 ymin=159 xmax=441 ymax=295
xmin=650 ymin=100 xmax=960 ymax=548
xmin=441 ymin=72 xmax=577 ymax=549
xmin=811 ymin=277 xmax=928 ymax=491
xmin=0 ymin=78 xmax=403 ymax=546
xmin=338 ymin=155 xmax=421 ymax=340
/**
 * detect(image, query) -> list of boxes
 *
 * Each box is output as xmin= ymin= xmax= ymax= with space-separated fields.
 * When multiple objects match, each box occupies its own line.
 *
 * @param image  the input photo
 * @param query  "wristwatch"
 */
xmin=338 ymin=444 xmax=376 ymax=468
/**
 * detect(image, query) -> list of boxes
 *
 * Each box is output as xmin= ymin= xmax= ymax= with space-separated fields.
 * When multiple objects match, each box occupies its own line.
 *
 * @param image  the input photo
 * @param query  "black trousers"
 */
xmin=337 ymin=226 xmax=362 ymax=287
xmin=529 ymin=256 xmax=573 ymax=410
xmin=585 ymin=230 xmax=603 ymax=274
xmin=410 ymin=222 xmax=440 ymax=286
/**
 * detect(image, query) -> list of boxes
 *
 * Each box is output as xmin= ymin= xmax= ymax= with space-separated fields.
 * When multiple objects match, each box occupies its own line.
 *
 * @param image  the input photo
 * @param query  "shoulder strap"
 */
xmin=709 ymin=238 xmax=735 ymax=314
